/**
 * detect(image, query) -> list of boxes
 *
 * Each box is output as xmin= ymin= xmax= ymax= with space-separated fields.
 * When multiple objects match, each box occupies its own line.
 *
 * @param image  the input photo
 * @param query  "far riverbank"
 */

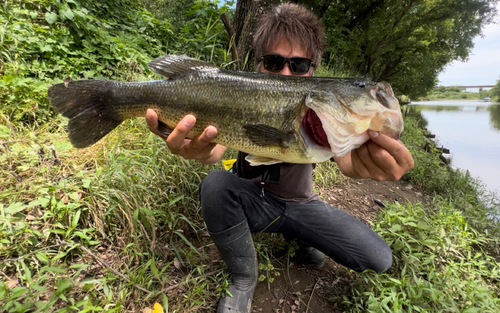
xmin=421 ymin=96 xmax=498 ymax=101
xmin=420 ymin=86 xmax=497 ymax=102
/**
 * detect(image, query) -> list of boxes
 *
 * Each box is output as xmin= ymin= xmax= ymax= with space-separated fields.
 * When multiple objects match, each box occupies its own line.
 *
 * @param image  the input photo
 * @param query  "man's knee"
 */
xmin=199 ymin=170 xmax=239 ymax=215
xmin=367 ymin=243 xmax=393 ymax=273
xmin=200 ymin=170 xmax=236 ymax=200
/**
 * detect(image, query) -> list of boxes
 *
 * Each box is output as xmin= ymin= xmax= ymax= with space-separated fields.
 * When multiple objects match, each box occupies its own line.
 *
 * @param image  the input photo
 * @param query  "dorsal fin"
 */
xmin=148 ymin=55 xmax=218 ymax=78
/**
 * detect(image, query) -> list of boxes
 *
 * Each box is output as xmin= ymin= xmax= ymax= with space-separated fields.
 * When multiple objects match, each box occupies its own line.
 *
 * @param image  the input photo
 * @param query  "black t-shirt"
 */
xmin=235 ymin=151 xmax=320 ymax=203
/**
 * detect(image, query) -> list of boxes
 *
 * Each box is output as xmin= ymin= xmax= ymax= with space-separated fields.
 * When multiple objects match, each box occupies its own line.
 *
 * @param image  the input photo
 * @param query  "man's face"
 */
xmin=259 ymin=39 xmax=314 ymax=77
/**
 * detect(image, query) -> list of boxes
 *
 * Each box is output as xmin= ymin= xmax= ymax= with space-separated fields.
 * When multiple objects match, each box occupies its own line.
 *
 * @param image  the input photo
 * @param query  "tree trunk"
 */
xmin=233 ymin=0 xmax=280 ymax=70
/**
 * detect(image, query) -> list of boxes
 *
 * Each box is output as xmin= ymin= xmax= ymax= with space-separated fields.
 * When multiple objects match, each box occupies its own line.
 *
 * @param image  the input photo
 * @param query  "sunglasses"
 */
xmin=260 ymin=54 xmax=316 ymax=74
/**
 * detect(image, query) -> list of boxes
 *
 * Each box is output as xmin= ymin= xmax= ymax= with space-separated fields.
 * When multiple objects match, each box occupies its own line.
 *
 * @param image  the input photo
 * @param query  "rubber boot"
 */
xmin=294 ymin=240 xmax=325 ymax=268
xmin=209 ymin=220 xmax=258 ymax=313
xmin=285 ymin=235 xmax=325 ymax=268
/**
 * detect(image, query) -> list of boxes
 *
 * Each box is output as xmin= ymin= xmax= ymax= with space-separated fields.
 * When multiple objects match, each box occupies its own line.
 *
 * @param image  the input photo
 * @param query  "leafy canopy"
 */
xmin=297 ymin=0 xmax=498 ymax=99
xmin=0 ymin=0 xmax=231 ymax=127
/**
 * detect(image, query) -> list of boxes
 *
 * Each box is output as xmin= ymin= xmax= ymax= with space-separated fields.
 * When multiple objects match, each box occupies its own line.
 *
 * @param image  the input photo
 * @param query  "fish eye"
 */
xmin=353 ymin=80 xmax=366 ymax=88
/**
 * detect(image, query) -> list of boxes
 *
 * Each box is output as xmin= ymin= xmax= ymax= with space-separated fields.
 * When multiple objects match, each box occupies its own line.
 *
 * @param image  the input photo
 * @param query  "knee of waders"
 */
xmin=199 ymin=170 xmax=238 ymax=200
xmin=199 ymin=170 xmax=242 ymax=222
xmin=367 ymin=244 xmax=393 ymax=273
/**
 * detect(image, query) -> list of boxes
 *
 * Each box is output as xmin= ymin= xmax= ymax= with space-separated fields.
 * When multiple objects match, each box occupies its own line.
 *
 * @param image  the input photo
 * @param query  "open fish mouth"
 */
xmin=301 ymin=109 xmax=331 ymax=149
xmin=300 ymin=81 xmax=404 ymax=158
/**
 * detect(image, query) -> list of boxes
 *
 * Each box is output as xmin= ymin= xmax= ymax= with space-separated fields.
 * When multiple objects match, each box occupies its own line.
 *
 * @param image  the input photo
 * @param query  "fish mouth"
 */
xmin=301 ymin=109 xmax=331 ymax=149
xmin=371 ymin=82 xmax=404 ymax=139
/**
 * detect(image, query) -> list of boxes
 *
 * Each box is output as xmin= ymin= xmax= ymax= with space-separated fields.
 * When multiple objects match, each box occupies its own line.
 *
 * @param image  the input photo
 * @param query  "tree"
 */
xmin=435 ymin=86 xmax=447 ymax=93
xmin=491 ymin=78 xmax=500 ymax=102
xmin=488 ymin=104 xmax=500 ymax=130
xmin=202 ymin=0 xmax=497 ymax=99
xmin=318 ymin=0 xmax=497 ymax=99
xmin=479 ymin=89 xmax=490 ymax=99
xmin=264 ymin=0 xmax=495 ymax=99
xmin=232 ymin=0 xmax=280 ymax=69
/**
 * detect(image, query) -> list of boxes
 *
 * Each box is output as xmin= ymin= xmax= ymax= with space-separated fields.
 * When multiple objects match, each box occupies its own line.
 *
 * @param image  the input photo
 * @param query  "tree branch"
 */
xmin=220 ymin=13 xmax=239 ymax=67
xmin=346 ymin=0 xmax=386 ymax=30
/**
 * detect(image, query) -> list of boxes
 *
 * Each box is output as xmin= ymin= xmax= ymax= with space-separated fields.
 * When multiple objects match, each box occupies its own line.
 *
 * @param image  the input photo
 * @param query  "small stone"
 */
xmin=7 ymin=277 xmax=18 ymax=289
xmin=173 ymin=258 xmax=181 ymax=269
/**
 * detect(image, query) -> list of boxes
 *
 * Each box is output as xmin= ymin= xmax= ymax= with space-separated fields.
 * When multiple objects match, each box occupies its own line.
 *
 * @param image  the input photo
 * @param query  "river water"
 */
xmin=409 ymin=100 xmax=500 ymax=195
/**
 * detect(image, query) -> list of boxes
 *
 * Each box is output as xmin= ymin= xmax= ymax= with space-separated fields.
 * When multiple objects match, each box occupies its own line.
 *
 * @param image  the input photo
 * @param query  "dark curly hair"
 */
xmin=253 ymin=2 xmax=325 ymax=69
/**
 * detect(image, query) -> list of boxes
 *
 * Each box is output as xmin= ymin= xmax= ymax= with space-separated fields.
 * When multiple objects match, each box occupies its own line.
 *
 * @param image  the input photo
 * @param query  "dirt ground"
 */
xmin=251 ymin=177 xmax=428 ymax=313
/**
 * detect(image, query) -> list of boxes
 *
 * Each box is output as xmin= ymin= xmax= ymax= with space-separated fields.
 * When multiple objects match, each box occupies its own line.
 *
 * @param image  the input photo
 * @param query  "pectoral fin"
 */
xmin=245 ymin=155 xmax=283 ymax=166
xmin=156 ymin=120 xmax=173 ymax=137
xmin=243 ymin=124 xmax=295 ymax=148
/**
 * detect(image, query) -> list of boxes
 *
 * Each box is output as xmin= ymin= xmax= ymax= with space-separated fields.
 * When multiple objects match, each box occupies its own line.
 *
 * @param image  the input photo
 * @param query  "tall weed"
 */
xmin=0 ymin=119 xmax=223 ymax=312
xmin=0 ymin=0 xmax=172 ymax=126
xmin=344 ymin=201 xmax=500 ymax=312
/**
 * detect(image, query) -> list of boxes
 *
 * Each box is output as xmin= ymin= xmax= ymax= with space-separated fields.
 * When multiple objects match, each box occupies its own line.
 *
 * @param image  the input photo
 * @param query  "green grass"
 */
xmin=344 ymin=200 xmax=500 ymax=312
xmin=422 ymin=86 xmax=488 ymax=101
xmin=1 ymin=85 xmax=499 ymax=312
xmin=0 ymin=117 xmax=223 ymax=312
xmin=425 ymin=92 xmax=482 ymax=100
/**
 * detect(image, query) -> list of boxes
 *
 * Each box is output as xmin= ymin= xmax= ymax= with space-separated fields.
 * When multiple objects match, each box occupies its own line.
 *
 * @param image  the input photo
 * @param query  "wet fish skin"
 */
xmin=47 ymin=55 xmax=404 ymax=165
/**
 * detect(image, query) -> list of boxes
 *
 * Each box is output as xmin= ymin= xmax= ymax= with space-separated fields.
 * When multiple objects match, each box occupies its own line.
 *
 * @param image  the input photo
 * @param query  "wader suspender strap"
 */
xmin=260 ymin=164 xmax=280 ymax=197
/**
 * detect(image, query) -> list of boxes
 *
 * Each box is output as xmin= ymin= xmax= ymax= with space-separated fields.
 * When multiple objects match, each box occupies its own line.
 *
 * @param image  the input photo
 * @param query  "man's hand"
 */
xmin=335 ymin=130 xmax=414 ymax=181
xmin=145 ymin=109 xmax=227 ymax=164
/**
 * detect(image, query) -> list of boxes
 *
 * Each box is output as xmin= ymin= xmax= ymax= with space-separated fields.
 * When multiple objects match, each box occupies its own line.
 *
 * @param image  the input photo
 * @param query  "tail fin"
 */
xmin=48 ymin=80 xmax=123 ymax=148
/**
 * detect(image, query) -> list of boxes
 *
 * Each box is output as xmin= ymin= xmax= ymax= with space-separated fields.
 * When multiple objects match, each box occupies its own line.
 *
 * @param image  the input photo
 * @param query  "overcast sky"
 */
xmin=438 ymin=8 xmax=500 ymax=87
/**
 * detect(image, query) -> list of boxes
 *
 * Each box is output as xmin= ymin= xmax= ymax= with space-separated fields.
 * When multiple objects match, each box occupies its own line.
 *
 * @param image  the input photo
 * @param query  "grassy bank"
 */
xmin=422 ymin=86 xmax=494 ymax=101
xmin=3 ymin=0 xmax=498 ymax=311
xmin=342 ymin=110 xmax=500 ymax=311
xmin=1 ymin=104 xmax=499 ymax=312
xmin=1 ymin=118 xmax=217 ymax=312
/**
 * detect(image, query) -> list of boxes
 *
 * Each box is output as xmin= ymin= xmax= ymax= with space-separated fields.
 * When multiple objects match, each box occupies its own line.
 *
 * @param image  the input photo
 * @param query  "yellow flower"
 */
xmin=153 ymin=303 xmax=164 ymax=313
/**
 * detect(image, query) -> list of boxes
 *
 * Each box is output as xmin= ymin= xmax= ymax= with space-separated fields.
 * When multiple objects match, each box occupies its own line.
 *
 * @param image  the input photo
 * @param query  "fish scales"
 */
xmin=48 ymin=55 xmax=404 ymax=165
xmin=166 ymin=73 xmax=308 ymax=158
xmin=107 ymin=72 xmax=312 ymax=161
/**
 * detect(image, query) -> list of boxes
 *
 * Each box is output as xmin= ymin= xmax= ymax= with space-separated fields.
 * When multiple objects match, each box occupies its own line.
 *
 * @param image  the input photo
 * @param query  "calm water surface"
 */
xmin=409 ymin=100 xmax=500 ymax=194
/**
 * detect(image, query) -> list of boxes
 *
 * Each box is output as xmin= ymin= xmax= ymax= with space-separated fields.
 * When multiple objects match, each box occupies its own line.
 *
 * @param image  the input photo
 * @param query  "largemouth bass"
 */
xmin=48 ymin=55 xmax=403 ymax=165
